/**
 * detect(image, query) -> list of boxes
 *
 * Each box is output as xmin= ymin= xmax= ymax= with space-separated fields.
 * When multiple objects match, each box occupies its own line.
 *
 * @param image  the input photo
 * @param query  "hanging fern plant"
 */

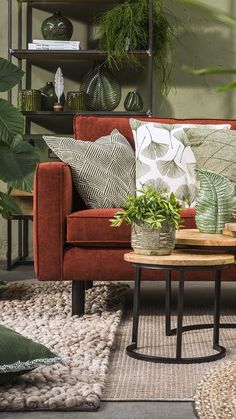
xmin=96 ymin=0 xmax=174 ymax=95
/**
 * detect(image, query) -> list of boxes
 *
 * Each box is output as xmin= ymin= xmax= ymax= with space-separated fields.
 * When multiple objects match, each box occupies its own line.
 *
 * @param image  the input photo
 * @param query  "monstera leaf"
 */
xmin=0 ymin=99 xmax=24 ymax=143
xmin=0 ymin=135 xmax=39 ymax=183
xmin=0 ymin=58 xmax=24 ymax=92
xmin=195 ymin=168 xmax=236 ymax=233
xmin=0 ymin=191 xmax=22 ymax=219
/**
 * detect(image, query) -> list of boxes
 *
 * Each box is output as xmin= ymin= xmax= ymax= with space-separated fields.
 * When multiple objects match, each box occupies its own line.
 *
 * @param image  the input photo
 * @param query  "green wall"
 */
xmin=0 ymin=0 xmax=236 ymax=262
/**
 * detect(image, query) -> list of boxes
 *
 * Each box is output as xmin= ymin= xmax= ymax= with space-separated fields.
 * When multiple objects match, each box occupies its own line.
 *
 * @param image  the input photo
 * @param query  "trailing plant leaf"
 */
xmin=0 ymin=135 xmax=39 ymax=184
xmin=0 ymin=58 xmax=24 ymax=92
xmin=110 ymin=185 xmax=182 ymax=230
xmin=0 ymin=99 xmax=24 ymax=143
xmin=195 ymin=168 xmax=236 ymax=233
xmin=0 ymin=191 xmax=22 ymax=219
xmin=97 ymin=0 xmax=174 ymax=94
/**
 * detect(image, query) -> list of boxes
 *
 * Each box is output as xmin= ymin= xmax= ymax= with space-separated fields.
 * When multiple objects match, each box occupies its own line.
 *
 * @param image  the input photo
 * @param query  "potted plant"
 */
xmin=111 ymin=186 xmax=182 ymax=255
xmin=0 ymin=57 xmax=39 ymax=218
xmin=96 ymin=0 xmax=174 ymax=95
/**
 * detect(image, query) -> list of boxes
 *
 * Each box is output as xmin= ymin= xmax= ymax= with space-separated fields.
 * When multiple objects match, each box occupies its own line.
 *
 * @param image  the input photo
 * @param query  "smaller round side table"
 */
xmin=124 ymin=250 xmax=235 ymax=364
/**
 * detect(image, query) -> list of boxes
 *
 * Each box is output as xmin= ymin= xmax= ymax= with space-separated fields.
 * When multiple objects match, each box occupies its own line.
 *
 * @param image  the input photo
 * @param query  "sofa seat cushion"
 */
xmin=66 ymin=208 xmax=196 ymax=246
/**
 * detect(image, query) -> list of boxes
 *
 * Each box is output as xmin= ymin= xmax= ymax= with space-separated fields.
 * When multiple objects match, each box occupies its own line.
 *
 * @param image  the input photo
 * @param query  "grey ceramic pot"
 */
xmin=131 ymin=220 xmax=176 ymax=256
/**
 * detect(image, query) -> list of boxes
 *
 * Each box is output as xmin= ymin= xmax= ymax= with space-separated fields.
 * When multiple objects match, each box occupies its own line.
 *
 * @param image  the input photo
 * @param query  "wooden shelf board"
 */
xmin=10 ymin=188 xmax=33 ymax=197
xmin=11 ymin=49 xmax=149 ymax=61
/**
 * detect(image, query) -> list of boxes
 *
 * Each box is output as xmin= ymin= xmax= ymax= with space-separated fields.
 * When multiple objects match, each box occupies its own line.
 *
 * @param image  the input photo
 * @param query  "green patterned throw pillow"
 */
xmin=44 ymin=129 xmax=135 ymax=208
xmin=0 ymin=325 xmax=63 ymax=384
xmin=183 ymin=128 xmax=236 ymax=186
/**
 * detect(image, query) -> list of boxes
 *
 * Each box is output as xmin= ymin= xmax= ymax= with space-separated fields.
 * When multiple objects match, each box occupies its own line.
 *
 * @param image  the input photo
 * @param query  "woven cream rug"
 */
xmin=102 ymin=285 xmax=236 ymax=401
xmin=0 ymin=281 xmax=128 ymax=411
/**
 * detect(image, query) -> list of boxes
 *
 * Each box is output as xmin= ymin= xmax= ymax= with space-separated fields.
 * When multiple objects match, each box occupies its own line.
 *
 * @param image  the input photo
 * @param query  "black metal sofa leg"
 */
xmin=85 ymin=281 xmax=93 ymax=290
xmin=72 ymin=280 xmax=85 ymax=316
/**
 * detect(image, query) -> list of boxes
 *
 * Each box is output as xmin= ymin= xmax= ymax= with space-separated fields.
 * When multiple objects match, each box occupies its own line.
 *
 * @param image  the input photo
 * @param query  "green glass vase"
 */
xmin=80 ymin=64 xmax=121 ymax=111
xmin=39 ymin=82 xmax=65 ymax=111
xmin=124 ymin=91 xmax=143 ymax=112
xmin=41 ymin=11 xmax=73 ymax=41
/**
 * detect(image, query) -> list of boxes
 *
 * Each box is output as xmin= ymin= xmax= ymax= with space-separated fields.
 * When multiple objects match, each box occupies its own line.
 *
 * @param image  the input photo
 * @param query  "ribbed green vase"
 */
xmin=80 ymin=64 xmax=121 ymax=111
xmin=124 ymin=91 xmax=143 ymax=111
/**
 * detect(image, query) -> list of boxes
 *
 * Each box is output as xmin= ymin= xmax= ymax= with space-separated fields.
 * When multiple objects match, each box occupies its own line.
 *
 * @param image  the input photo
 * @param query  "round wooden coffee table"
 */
xmin=124 ymin=250 xmax=235 ymax=364
xmin=176 ymin=229 xmax=236 ymax=250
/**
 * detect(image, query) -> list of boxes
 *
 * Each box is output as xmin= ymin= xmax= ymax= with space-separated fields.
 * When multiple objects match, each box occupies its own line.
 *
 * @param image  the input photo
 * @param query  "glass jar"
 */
xmin=66 ymin=91 xmax=88 ymax=111
xmin=17 ymin=90 xmax=41 ymax=112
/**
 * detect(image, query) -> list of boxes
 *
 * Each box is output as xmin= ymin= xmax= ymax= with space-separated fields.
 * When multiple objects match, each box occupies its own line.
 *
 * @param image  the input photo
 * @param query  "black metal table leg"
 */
xmin=176 ymin=270 xmax=185 ymax=359
xmin=18 ymin=219 xmax=23 ymax=259
xmin=213 ymin=270 xmax=221 ymax=347
xmin=23 ymin=218 xmax=29 ymax=259
xmin=126 ymin=263 xmax=227 ymax=364
xmin=131 ymin=266 xmax=141 ymax=347
xmin=165 ymin=270 xmax=172 ymax=336
xmin=7 ymin=219 xmax=12 ymax=271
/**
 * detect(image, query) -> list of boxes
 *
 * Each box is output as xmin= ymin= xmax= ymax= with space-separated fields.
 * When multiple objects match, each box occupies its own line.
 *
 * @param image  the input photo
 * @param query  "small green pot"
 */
xmin=66 ymin=91 xmax=89 ymax=111
xmin=17 ymin=90 xmax=41 ymax=112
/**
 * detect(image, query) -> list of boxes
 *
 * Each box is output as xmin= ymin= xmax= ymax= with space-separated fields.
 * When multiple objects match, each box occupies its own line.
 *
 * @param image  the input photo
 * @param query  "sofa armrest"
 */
xmin=34 ymin=162 xmax=73 ymax=280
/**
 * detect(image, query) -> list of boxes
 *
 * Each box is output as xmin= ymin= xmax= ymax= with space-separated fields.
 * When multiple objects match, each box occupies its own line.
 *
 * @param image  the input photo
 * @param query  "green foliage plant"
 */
xmin=0 ymin=57 xmax=39 ymax=219
xmin=110 ymin=185 xmax=182 ymax=230
xmin=97 ymin=0 xmax=174 ymax=95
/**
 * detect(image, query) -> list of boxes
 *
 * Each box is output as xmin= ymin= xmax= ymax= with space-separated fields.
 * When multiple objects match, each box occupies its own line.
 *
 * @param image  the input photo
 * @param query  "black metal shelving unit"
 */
xmin=7 ymin=0 xmax=154 ymax=269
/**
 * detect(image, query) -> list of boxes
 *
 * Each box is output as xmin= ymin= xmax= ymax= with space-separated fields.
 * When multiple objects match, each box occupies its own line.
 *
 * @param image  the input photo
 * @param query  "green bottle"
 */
xmin=40 ymin=82 xmax=65 ymax=111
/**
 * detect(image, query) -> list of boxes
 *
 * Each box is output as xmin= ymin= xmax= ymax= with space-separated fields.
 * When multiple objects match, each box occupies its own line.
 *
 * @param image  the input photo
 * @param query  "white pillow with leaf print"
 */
xmin=130 ymin=119 xmax=231 ymax=207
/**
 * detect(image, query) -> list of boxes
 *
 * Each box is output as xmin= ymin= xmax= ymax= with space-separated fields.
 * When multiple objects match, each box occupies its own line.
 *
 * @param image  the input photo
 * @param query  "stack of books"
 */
xmin=28 ymin=40 xmax=81 ymax=50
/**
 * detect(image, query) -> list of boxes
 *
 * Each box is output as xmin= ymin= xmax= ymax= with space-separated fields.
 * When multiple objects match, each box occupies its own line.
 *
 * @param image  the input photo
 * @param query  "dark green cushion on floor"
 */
xmin=0 ymin=324 xmax=63 ymax=385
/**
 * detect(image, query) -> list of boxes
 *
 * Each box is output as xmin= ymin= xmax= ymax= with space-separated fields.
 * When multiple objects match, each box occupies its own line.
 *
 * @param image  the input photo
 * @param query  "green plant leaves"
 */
xmin=0 ymin=99 xmax=24 ymax=143
xmin=8 ymin=172 xmax=35 ymax=193
xmin=195 ymin=168 xmax=236 ymax=233
xmin=0 ymin=191 xmax=22 ymax=219
xmin=110 ymin=185 xmax=182 ymax=230
xmin=0 ymin=58 xmax=24 ymax=92
xmin=0 ymin=135 xmax=39 ymax=184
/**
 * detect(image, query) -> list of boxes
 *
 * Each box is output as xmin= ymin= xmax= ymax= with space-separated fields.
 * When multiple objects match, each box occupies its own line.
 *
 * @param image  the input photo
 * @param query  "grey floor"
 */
xmin=3 ymin=264 xmax=234 ymax=418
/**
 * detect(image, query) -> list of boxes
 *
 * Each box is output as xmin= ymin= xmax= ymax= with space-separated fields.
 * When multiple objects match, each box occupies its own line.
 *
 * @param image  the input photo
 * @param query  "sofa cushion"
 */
xmin=44 ymin=130 xmax=135 ymax=208
xmin=66 ymin=208 xmax=196 ymax=246
xmin=184 ymin=128 xmax=236 ymax=186
xmin=73 ymin=115 xmax=236 ymax=147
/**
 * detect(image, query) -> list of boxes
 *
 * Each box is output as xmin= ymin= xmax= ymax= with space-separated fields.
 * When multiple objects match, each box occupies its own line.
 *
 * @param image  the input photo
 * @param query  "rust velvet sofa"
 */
xmin=34 ymin=116 xmax=236 ymax=315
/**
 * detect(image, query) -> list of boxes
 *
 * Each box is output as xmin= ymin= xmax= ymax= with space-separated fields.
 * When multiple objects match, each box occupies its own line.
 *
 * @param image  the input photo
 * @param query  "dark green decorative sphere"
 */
xmin=41 ymin=11 xmax=73 ymax=41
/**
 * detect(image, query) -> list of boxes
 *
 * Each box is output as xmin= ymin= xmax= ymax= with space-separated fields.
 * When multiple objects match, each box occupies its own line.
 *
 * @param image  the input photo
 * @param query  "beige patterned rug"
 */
xmin=0 ymin=281 xmax=128 ymax=411
xmin=102 ymin=286 xmax=236 ymax=402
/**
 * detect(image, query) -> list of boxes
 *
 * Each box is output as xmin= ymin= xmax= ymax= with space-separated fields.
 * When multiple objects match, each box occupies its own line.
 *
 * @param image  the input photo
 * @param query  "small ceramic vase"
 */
xmin=124 ymin=91 xmax=143 ymax=111
xmin=40 ymin=82 xmax=65 ymax=111
xmin=41 ymin=11 xmax=73 ymax=41
xmin=66 ymin=91 xmax=89 ymax=111
xmin=17 ymin=90 xmax=41 ymax=112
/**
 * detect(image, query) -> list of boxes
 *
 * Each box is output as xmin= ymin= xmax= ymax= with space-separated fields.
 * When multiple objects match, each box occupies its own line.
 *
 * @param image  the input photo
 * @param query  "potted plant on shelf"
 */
xmin=96 ymin=0 xmax=174 ymax=95
xmin=110 ymin=185 xmax=182 ymax=255
xmin=0 ymin=57 xmax=39 ymax=218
